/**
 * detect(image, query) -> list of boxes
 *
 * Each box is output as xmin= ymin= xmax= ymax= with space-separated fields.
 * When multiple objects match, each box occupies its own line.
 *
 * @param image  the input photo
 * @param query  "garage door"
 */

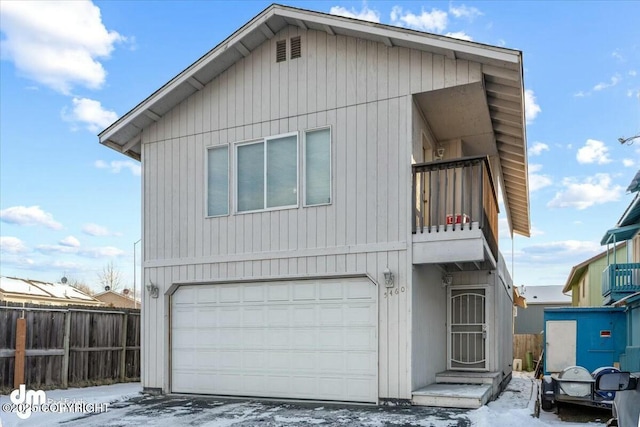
xmin=171 ymin=277 xmax=378 ymax=402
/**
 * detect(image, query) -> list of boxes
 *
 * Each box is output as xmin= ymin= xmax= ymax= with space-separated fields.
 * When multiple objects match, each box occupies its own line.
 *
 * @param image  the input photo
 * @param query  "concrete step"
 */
xmin=412 ymin=383 xmax=493 ymax=409
xmin=436 ymin=370 xmax=501 ymax=386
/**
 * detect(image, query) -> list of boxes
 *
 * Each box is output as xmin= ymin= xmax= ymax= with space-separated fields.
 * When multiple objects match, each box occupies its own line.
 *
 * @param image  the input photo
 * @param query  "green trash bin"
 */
xmin=525 ymin=351 xmax=534 ymax=372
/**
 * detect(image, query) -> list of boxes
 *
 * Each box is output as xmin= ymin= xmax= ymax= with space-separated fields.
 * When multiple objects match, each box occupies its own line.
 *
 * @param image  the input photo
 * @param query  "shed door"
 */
xmin=546 ymin=320 xmax=577 ymax=372
xmin=171 ymin=278 xmax=378 ymax=403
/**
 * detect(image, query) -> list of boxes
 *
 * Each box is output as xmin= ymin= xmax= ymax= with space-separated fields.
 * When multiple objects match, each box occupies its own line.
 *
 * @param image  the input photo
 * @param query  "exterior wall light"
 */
xmin=442 ymin=274 xmax=453 ymax=287
xmin=146 ymin=281 xmax=159 ymax=298
xmin=383 ymin=267 xmax=394 ymax=288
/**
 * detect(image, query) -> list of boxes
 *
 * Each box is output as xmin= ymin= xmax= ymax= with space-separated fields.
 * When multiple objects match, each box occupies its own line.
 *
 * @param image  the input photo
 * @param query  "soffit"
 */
xmin=415 ymin=77 xmax=530 ymax=237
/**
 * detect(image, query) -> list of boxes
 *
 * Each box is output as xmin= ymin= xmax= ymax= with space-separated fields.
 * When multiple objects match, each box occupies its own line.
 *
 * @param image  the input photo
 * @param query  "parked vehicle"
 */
xmin=595 ymin=371 xmax=640 ymax=427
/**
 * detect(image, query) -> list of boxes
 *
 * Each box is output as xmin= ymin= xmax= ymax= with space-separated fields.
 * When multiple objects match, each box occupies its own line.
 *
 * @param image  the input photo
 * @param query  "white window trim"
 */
xmin=205 ymin=144 xmax=230 ymax=218
xmin=234 ymin=132 xmax=299 ymax=214
xmin=303 ymin=126 xmax=332 ymax=207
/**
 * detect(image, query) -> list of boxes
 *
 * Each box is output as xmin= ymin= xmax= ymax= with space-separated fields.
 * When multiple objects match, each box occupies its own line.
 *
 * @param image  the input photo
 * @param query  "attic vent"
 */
xmin=276 ymin=40 xmax=286 ymax=62
xmin=290 ymin=36 xmax=301 ymax=59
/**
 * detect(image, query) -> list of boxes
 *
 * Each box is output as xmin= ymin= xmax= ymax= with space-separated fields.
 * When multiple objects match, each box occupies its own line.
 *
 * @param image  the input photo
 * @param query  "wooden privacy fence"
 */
xmin=0 ymin=303 xmax=140 ymax=392
xmin=513 ymin=333 xmax=543 ymax=370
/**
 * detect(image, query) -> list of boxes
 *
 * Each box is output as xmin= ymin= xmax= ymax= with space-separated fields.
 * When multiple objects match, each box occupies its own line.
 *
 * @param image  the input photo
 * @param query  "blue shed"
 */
xmin=543 ymin=307 xmax=627 ymax=375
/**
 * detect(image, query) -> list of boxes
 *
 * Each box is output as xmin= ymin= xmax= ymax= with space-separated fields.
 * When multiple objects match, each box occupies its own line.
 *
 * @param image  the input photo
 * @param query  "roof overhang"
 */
xmin=513 ymin=287 xmax=527 ymax=308
xmin=601 ymin=223 xmax=640 ymax=245
xmin=414 ymin=75 xmax=529 ymax=237
xmin=562 ymin=242 xmax=627 ymax=292
xmin=601 ymin=193 xmax=640 ymax=245
xmin=613 ymin=291 xmax=640 ymax=307
xmin=626 ymin=170 xmax=640 ymax=193
xmin=99 ymin=3 xmax=524 ymax=163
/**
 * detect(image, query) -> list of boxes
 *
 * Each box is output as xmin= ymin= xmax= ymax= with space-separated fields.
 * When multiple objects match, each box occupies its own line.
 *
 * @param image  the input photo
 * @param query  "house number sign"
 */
xmin=384 ymin=287 xmax=405 ymax=298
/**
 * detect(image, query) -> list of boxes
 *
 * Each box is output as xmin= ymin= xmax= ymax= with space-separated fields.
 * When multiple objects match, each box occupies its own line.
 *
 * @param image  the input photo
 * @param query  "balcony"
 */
xmin=602 ymin=263 xmax=640 ymax=305
xmin=412 ymin=156 xmax=498 ymax=270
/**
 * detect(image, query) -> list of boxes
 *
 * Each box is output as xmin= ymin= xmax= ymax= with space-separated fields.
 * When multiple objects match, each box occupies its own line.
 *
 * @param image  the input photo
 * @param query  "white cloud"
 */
xmin=529 ymin=225 xmax=544 ymax=237
xmin=629 ymin=70 xmax=637 ymax=77
xmin=528 ymin=164 xmax=553 ymax=192
xmin=522 ymin=240 xmax=600 ymax=257
xmin=593 ymin=74 xmax=621 ymax=91
xmin=444 ymin=31 xmax=473 ymax=41
xmin=529 ymin=142 xmax=549 ymax=156
xmin=0 ymin=205 xmax=63 ymax=230
xmin=449 ymin=4 xmax=482 ymax=20
xmin=612 ymin=49 xmax=624 ymax=61
xmin=36 ymin=243 xmax=124 ymax=258
xmin=79 ymin=246 xmax=124 ymax=258
xmin=547 ymin=173 xmax=623 ymax=210
xmin=576 ymin=139 xmax=612 ymax=164
xmin=623 ymin=158 xmax=636 ymax=167
xmin=82 ymin=223 xmax=111 ymax=236
xmin=390 ymin=6 xmax=448 ymax=32
xmin=0 ymin=236 xmax=28 ymax=253
xmin=329 ymin=5 xmax=380 ymax=23
xmin=36 ymin=244 xmax=78 ymax=255
xmin=59 ymin=236 xmax=81 ymax=247
xmin=524 ymin=89 xmax=541 ymax=124
xmin=95 ymin=159 xmax=141 ymax=176
xmin=573 ymin=91 xmax=588 ymax=98
xmin=63 ymin=97 xmax=118 ymax=133
xmin=0 ymin=0 xmax=125 ymax=94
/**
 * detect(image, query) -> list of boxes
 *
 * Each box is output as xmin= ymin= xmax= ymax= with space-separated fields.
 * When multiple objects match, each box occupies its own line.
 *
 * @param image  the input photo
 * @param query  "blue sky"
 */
xmin=1 ymin=1 xmax=639 ymax=294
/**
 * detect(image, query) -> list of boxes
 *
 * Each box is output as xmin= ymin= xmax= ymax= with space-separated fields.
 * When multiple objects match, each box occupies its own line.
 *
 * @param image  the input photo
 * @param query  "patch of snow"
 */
xmin=0 ymin=382 xmax=141 ymax=427
xmin=274 ymin=415 xmax=326 ymax=424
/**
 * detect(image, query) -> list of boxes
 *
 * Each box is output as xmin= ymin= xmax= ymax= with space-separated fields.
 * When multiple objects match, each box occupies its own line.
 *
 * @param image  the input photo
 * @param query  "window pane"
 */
xmin=207 ymin=146 xmax=228 ymax=216
xmin=305 ymin=128 xmax=331 ymax=205
xmin=266 ymin=135 xmax=297 ymax=208
xmin=237 ymin=142 xmax=264 ymax=212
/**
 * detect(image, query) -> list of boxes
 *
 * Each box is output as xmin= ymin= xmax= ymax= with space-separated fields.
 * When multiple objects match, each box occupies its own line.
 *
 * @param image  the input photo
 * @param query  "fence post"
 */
xmin=120 ymin=313 xmax=128 ymax=382
xmin=61 ymin=310 xmax=71 ymax=388
xmin=13 ymin=317 xmax=26 ymax=389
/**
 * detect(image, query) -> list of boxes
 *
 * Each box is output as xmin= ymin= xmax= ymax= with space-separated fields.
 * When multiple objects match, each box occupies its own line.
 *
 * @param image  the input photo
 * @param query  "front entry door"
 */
xmin=449 ymin=288 xmax=487 ymax=370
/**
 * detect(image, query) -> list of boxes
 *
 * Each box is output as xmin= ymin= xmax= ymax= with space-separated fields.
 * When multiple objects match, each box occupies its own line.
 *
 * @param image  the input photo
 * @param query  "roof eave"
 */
xmin=98 ymin=3 xmax=523 ymax=155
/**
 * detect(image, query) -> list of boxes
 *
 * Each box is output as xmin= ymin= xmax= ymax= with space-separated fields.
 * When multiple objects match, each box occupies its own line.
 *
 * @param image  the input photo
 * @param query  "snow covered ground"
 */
xmin=0 ymin=373 xmax=608 ymax=426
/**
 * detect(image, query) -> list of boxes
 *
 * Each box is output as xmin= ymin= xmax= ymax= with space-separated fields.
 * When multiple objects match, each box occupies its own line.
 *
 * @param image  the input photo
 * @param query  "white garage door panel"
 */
xmin=171 ymin=278 xmax=378 ymax=403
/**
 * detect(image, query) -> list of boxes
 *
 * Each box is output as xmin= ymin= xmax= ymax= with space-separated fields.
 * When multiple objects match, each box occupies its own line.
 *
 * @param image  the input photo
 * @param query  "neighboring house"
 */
xmin=99 ymin=5 xmax=530 ymax=407
xmin=0 ymin=276 xmax=103 ymax=307
xmin=94 ymin=290 xmax=140 ymax=309
xmin=601 ymin=170 xmax=640 ymax=371
xmin=563 ymin=243 xmax=627 ymax=307
xmin=514 ymin=285 xmax=571 ymax=334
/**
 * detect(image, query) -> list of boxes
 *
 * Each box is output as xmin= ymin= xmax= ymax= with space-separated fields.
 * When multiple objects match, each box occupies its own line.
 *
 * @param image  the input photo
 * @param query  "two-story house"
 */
xmin=601 ymin=170 xmax=640 ymax=371
xmin=99 ymin=5 xmax=530 ymax=407
xmin=563 ymin=243 xmax=627 ymax=307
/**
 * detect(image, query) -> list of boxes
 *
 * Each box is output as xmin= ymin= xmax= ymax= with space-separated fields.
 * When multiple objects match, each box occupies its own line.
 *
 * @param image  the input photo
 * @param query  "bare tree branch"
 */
xmin=97 ymin=261 xmax=122 ymax=292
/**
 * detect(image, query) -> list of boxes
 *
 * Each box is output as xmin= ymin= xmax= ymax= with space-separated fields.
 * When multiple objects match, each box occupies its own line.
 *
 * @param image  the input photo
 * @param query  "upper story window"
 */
xmin=236 ymin=133 xmax=298 ymax=212
xmin=206 ymin=145 xmax=229 ymax=217
xmin=304 ymin=127 xmax=331 ymax=206
xmin=207 ymin=128 xmax=331 ymax=217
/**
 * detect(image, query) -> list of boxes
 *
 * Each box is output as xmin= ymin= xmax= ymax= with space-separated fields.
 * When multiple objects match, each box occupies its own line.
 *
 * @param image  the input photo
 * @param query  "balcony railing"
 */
xmin=412 ymin=156 xmax=499 ymax=260
xmin=602 ymin=263 xmax=640 ymax=300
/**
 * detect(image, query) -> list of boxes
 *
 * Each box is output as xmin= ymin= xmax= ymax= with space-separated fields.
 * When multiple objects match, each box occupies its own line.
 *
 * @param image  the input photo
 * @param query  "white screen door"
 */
xmin=449 ymin=288 xmax=486 ymax=370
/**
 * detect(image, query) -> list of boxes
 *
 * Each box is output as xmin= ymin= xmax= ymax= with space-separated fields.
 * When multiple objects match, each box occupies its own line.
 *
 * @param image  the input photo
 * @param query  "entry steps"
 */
xmin=411 ymin=371 xmax=502 ymax=409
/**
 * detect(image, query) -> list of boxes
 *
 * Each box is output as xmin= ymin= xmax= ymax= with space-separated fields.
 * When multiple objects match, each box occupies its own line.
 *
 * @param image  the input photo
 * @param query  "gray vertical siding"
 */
xmin=141 ymin=26 xmax=482 ymax=398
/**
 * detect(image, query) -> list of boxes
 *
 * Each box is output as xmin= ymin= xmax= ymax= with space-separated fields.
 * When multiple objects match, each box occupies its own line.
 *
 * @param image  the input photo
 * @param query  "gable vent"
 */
xmin=276 ymin=40 xmax=286 ymax=63
xmin=290 ymin=36 xmax=301 ymax=59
